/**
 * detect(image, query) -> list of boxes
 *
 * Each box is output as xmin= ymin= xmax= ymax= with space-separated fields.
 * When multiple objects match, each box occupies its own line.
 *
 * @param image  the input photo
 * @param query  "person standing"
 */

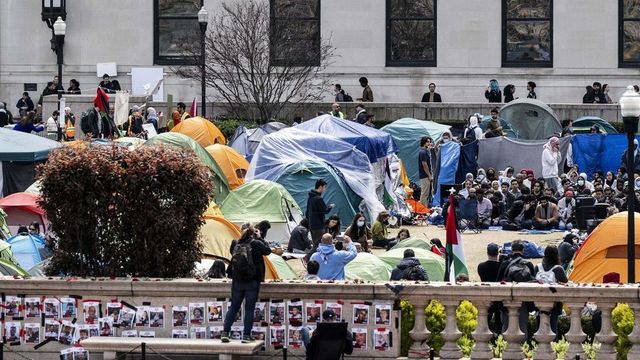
xmin=463 ymin=116 xmax=483 ymax=143
xmin=306 ymin=180 xmax=334 ymax=253
xmin=353 ymin=104 xmax=368 ymax=124
xmin=310 ymin=234 xmax=357 ymax=280
xmin=127 ymin=106 xmax=145 ymax=138
xmin=421 ymin=83 xmax=442 ymax=102
xmin=534 ymin=245 xmax=567 ymax=339
xmin=16 ymin=92 xmax=34 ymax=118
xmin=620 ymin=139 xmax=640 ymax=174
xmin=526 ymin=81 xmax=537 ymax=99
xmin=170 ymin=102 xmax=190 ymax=129
xmin=485 ymin=79 xmax=502 ymax=103
xmin=222 ymin=226 xmax=272 ymax=343
xmin=0 ymin=102 xmax=9 ymax=127
xmin=99 ymin=74 xmax=117 ymax=94
xmin=38 ymin=82 xmax=57 ymax=106
xmin=357 ymin=77 xmax=374 ymax=102
xmin=67 ymin=79 xmax=81 ymax=95
xmin=418 ymin=136 xmax=434 ymax=207
xmin=503 ymin=85 xmax=516 ymax=103
xmin=542 ymin=136 xmax=562 ymax=193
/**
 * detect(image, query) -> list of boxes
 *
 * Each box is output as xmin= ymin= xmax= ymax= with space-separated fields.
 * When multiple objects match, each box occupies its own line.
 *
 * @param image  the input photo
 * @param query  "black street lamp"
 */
xmin=619 ymin=85 xmax=640 ymax=283
xmin=53 ymin=16 xmax=66 ymax=101
xmin=198 ymin=6 xmax=209 ymax=118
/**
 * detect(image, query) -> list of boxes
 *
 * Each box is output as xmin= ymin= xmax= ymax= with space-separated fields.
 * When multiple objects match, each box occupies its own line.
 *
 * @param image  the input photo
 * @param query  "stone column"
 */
xmin=470 ymin=301 xmax=494 ymax=359
xmin=565 ymin=302 xmax=586 ymax=358
xmin=595 ymin=303 xmax=618 ymax=360
xmin=408 ymin=299 xmax=431 ymax=358
xmin=439 ymin=300 xmax=462 ymax=359
xmin=502 ymin=300 xmax=525 ymax=360
xmin=534 ymin=302 xmax=557 ymax=360
xmin=626 ymin=302 xmax=640 ymax=357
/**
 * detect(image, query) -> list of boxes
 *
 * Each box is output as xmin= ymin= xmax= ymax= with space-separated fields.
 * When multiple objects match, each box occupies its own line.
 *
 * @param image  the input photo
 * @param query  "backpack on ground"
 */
xmin=535 ymin=263 xmax=560 ymax=284
xmin=343 ymin=93 xmax=353 ymax=102
xmin=505 ymin=257 xmax=533 ymax=282
xmin=230 ymin=241 xmax=256 ymax=281
xmin=402 ymin=265 xmax=426 ymax=281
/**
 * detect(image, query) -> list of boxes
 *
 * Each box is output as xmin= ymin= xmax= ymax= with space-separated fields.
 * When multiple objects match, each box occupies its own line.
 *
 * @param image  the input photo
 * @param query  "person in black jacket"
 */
xmin=390 ymin=249 xmax=428 ymax=281
xmin=288 ymin=219 xmax=311 ymax=253
xmin=421 ymin=83 xmax=442 ymax=103
xmin=127 ymin=106 xmax=145 ymax=137
xmin=306 ymin=180 xmax=334 ymax=248
xmin=302 ymin=309 xmax=353 ymax=360
xmin=503 ymin=84 xmax=515 ymax=103
xmin=0 ymin=102 xmax=9 ymax=127
xmin=16 ymin=92 xmax=34 ymax=117
xmin=485 ymin=79 xmax=502 ymax=103
xmin=222 ymin=226 xmax=272 ymax=343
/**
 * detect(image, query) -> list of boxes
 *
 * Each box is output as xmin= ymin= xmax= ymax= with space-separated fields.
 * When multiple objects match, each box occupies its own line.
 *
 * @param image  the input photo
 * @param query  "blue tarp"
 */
xmin=501 ymin=241 xmax=545 ymax=259
xmin=456 ymin=141 xmax=479 ymax=184
xmin=6 ymin=234 xmax=45 ymax=270
xmin=433 ymin=142 xmax=461 ymax=207
xmin=0 ymin=128 xmax=62 ymax=162
xmin=296 ymin=115 xmax=397 ymax=163
xmin=571 ymin=134 xmax=640 ymax=179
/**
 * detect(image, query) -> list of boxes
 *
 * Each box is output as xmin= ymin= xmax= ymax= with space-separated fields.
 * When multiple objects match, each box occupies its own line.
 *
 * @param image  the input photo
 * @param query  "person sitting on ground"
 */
xmin=371 ymin=211 xmax=394 ymax=248
xmin=385 ymin=228 xmax=410 ymax=250
xmin=288 ymin=218 xmax=311 ymax=254
xmin=301 ymin=309 xmax=353 ymax=360
xmin=430 ymin=239 xmax=445 ymax=257
xmin=534 ymin=196 xmax=559 ymax=230
xmin=390 ymin=249 xmax=429 ymax=281
xmin=324 ymin=215 xmax=341 ymax=239
xmin=344 ymin=213 xmax=372 ymax=252
xmin=304 ymin=260 xmax=321 ymax=281
xmin=206 ymin=260 xmax=226 ymax=279
xmin=476 ymin=189 xmax=493 ymax=229
xmin=310 ymin=233 xmax=357 ymax=280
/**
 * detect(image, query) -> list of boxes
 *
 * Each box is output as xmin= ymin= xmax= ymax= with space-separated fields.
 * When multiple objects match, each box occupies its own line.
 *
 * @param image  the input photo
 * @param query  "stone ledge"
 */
xmin=80 ymin=337 xmax=263 ymax=355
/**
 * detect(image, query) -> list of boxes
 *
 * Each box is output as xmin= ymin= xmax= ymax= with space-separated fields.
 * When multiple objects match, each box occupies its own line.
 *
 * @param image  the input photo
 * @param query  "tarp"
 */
xmin=275 ymin=160 xmax=361 ymax=229
xmin=571 ymin=134 xmax=640 ymax=179
xmin=0 ymin=192 xmax=47 ymax=235
xmin=229 ymin=122 xmax=288 ymax=157
xmin=381 ymin=118 xmax=451 ymax=184
xmin=1 ymin=161 xmax=44 ymax=197
xmin=114 ymin=137 xmax=147 ymax=148
xmin=6 ymin=234 xmax=45 ymax=270
xmin=264 ymin=253 xmax=298 ymax=280
xmin=0 ymin=128 xmax=62 ymax=162
xmin=170 ymin=116 xmax=226 ymax=147
xmin=296 ymin=115 xmax=397 ymax=163
xmin=569 ymin=212 xmax=640 ymax=283
xmin=573 ymin=116 xmax=618 ymax=134
xmin=498 ymin=98 xmax=562 ymax=140
xmin=205 ymin=144 xmax=249 ymax=190
xmin=390 ymin=238 xmax=433 ymax=251
xmin=0 ymin=239 xmax=19 ymax=266
xmin=199 ymin=216 xmax=241 ymax=260
xmin=345 ymin=253 xmax=392 ymax=281
xmin=144 ymin=132 xmax=230 ymax=201
xmin=455 ymin=141 xmax=478 ymax=183
xmin=432 ymin=141 xmax=460 ymax=207
xmin=247 ymin=128 xmax=385 ymax=220
xmin=477 ymin=136 xmax=570 ymax=181
xmin=378 ymin=247 xmax=446 ymax=281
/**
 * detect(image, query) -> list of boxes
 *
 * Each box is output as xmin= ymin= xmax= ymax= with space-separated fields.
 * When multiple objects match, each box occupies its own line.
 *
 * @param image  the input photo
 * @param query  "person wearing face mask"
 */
xmin=344 ymin=213 xmax=372 ymax=252
xmin=484 ymin=108 xmax=504 ymax=138
xmin=577 ymin=173 xmax=593 ymax=192
xmin=436 ymin=130 xmax=453 ymax=150
xmin=371 ymin=211 xmax=394 ymax=249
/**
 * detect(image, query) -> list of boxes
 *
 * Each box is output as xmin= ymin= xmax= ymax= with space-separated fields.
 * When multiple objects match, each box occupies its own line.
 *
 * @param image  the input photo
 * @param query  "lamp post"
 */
xmin=619 ymin=85 xmax=640 ymax=283
xmin=198 ymin=6 xmax=209 ymax=118
xmin=53 ymin=16 xmax=66 ymax=101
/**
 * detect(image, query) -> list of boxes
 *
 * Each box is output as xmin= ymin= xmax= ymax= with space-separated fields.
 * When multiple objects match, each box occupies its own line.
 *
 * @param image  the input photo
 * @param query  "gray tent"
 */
xmin=498 ymin=98 xmax=562 ymax=140
xmin=229 ymin=122 xmax=288 ymax=158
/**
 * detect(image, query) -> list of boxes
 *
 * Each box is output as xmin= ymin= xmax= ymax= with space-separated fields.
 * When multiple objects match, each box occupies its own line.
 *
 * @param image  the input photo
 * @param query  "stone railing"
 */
xmin=1 ymin=278 xmax=639 ymax=359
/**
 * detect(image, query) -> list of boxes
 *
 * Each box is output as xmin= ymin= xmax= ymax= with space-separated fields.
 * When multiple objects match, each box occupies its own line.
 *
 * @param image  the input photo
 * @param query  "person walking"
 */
xmin=542 ymin=136 xmax=562 ymax=193
xmin=526 ymin=81 xmax=537 ymax=99
xmin=305 ymin=180 xmax=334 ymax=257
xmin=503 ymin=84 xmax=516 ymax=103
xmin=356 ymin=77 xmax=374 ymax=102
xmin=418 ymin=136 xmax=434 ymax=207
xmin=310 ymin=233 xmax=357 ymax=280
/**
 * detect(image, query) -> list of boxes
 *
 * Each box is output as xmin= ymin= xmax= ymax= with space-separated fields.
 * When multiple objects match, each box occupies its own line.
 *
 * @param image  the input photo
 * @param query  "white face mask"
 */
xmin=443 ymin=138 xmax=451 ymax=143
xmin=578 ymin=180 xmax=585 ymax=186
xmin=357 ymin=220 xmax=365 ymax=227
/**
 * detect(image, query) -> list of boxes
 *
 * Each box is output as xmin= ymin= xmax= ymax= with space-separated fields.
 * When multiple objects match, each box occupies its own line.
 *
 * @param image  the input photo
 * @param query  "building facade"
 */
xmin=0 ymin=0 xmax=638 ymax=116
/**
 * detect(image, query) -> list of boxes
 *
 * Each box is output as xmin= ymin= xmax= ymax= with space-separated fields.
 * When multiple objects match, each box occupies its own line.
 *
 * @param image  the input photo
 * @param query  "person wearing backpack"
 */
xmin=126 ymin=105 xmax=145 ymax=138
xmin=222 ymin=226 xmax=272 ymax=343
xmin=534 ymin=245 xmax=568 ymax=340
xmin=390 ymin=249 xmax=429 ymax=281
xmin=462 ymin=115 xmax=483 ymax=144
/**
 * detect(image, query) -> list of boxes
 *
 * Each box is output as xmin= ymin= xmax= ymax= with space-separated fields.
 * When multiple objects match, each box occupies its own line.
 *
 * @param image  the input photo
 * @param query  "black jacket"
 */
xmin=127 ymin=115 xmax=144 ymax=135
xmin=496 ymin=254 xmax=535 ymax=282
xmin=390 ymin=258 xmax=428 ymax=281
xmin=228 ymin=239 xmax=272 ymax=282
xmin=81 ymin=110 xmax=115 ymax=138
xmin=288 ymin=225 xmax=311 ymax=252
xmin=16 ymin=97 xmax=34 ymax=112
xmin=421 ymin=92 xmax=442 ymax=103
xmin=306 ymin=190 xmax=331 ymax=230
xmin=485 ymin=90 xmax=502 ymax=103
xmin=0 ymin=110 xmax=8 ymax=127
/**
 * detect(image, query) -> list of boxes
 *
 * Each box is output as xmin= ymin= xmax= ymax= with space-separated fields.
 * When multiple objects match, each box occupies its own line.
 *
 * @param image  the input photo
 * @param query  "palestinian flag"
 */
xmin=444 ymin=193 xmax=468 ymax=281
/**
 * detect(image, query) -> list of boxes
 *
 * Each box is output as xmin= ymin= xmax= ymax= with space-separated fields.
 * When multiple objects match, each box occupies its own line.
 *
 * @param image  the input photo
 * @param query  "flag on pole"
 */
xmin=444 ymin=193 xmax=468 ymax=281
xmin=189 ymin=97 xmax=197 ymax=117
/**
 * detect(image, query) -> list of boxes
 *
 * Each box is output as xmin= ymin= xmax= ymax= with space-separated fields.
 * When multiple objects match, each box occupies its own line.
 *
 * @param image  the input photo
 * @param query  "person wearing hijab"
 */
xmin=485 ymin=79 xmax=502 ymax=103
xmin=476 ymin=168 xmax=488 ymax=184
xmin=146 ymin=107 xmax=159 ymax=131
xmin=499 ymin=166 xmax=515 ymax=185
xmin=542 ymin=137 xmax=562 ymax=194
xmin=463 ymin=115 xmax=483 ymax=143
xmin=620 ymin=139 xmax=640 ymax=174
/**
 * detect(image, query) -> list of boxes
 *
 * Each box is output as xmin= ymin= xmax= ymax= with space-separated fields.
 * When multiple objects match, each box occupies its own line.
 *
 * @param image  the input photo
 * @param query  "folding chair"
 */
xmin=456 ymin=198 xmax=481 ymax=234
xmin=307 ymin=322 xmax=349 ymax=360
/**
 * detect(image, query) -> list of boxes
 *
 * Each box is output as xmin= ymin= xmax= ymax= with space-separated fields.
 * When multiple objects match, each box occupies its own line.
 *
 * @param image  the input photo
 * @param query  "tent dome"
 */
xmin=345 ymin=253 xmax=392 ymax=281
xmin=199 ymin=216 xmax=241 ymax=260
xmin=0 ymin=192 xmax=47 ymax=235
xmin=6 ymin=234 xmax=46 ymax=270
xmin=573 ymin=116 xmax=618 ymax=134
xmin=229 ymin=122 xmax=288 ymax=158
xmin=170 ymin=116 xmax=226 ymax=148
xmin=205 ymin=144 xmax=249 ymax=190
xmin=379 ymin=247 xmax=445 ymax=281
xmin=498 ymin=98 xmax=562 ymax=140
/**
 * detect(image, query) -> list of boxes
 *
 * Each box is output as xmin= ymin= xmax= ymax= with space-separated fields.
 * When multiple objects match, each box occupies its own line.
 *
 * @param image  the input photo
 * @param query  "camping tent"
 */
xmin=345 ymin=253 xmax=392 ymax=281
xmin=204 ymin=200 xmax=223 ymax=217
xmin=573 ymin=116 xmax=618 ymax=134
xmin=381 ymin=118 xmax=451 ymax=184
xmin=569 ymin=212 xmax=640 ymax=283
xmin=0 ymin=192 xmax=47 ymax=235
xmin=144 ymin=132 xmax=230 ymax=201
xmin=0 ymin=240 xmax=20 ymax=267
xmin=0 ymin=128 xmax=62 ymax=196
xmin=229 ymin=122 xmax=288 ymax=159
xmin=199 ymin=216 xmax=241 ymax=260
xmin=275 ymin=160 xmax=362 ymax=229
xmin=6 ymin=234 xmax=46 ymax=270
xmin=205 ymin=144 xmax=249 ymax=190
xmin=498 ymin=98 xmax=562 ymax=140
xmin=0 ymin=259 xmax=27 ymax=277
xmin=170 ymin=116 xmax=226 ymax=148
xmin=220 ymin=180 xmax=303 ymax=242
xmin=264 ymin=253 xmax=298 ymax=280
xmin=390 ymin=238 xmax=433 ymax=252
xmin=379 ymin=247 xmax=446 ymax=281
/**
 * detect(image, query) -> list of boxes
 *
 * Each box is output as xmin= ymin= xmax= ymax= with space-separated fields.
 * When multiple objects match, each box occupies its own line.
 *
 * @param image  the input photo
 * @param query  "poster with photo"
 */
xmin=106 ymin=302 xmax=121 ymax=324
xmin=269 ymin=302 xmax=285 ymax=324
xmin=140 ymin=331 xmax=155 ymax=338
xmin=4 ymin=322 xmax=21 ymax=344
xmin=73 ymin=348 xmax=90 ymax=360
xmin=25 ymin=297 xmax=41 ymax=318
xmin=83 ymin=301 xmax=100 ymax=323
xmin=227 ymin=301 xmax=242 ymax=323
xmin=149 ymin=307 xmax=165 ymax=328
xmin=352 ymin=328 xmax=367 ymax=350
xmin=99 ymin=317 xmax=114 ymax=337
xmin=118 ymin=307 xmax=136 ymax=330
xmin=375 ymin=304 xmax=392 ymax=325
xmin=60 ymin=298 xmax=77 ymax=319
xmin=172 ymin=305 xmax=189 ymax=327
xmin=44 ymin=319 xmax=60 ymax=340
xmin=288 ymin=326 xmax=303 ymax=349
xmin=88 ymin=324 xmax=99 ymax=338
xmin=352 ymin=304 xmax=369 ymax=325
xmin=208 ymin=325 xmax=223 ymax=339
xmin=230 ymin=325 xmax=243 ymax=340
xmin=288 ymin=301 xmax=303 ymax=326
xmin=190 ymin=326 xmax=207 ymax=339
xmin=77 ymin=325 xmax=90 ymax=341
xmin=172 ymin=329 xmax=188 ymax=339
xmin=307 ymin=324 xmax=317 ymax=337
xmin=122 ymin=330 xmax=138 ymax=337
xmin=374 ymin=328 xmax=391 ymax=351
xmin=325 ymin=302 xmax=342 ymax=322
xmin=44 ymin=298 xmax=60 ymax=319
xmin=270 ymin=325 xmax=285 ymax=348
xmin=189 ymin=303 xmax=205 ymax=325
xmin=4 ymin=296 xmax=21 ymax=318
xmin=251 ymin=326 xmax=267 ymax=342
xmin=24 ymin=323 xmax=40 ymax=344
xmin=60 ymin=348 xmax=74 ymax=360
xmin=207 ymin=301 xmax=224 ymax=322
xmin=253 ymin=302 xmax=267 ymax=324
xmin=135 ymin=306 xmax=150 ymax=327
xmin=59 ymin=320 xmax=76 ymax=345
xmin=305 ymin=303 xmax=321 ymax=323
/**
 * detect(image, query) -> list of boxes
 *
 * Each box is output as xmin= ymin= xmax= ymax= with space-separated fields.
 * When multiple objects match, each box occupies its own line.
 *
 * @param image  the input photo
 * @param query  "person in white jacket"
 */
xmin=542 ymin=136 xmax=561 ymax=193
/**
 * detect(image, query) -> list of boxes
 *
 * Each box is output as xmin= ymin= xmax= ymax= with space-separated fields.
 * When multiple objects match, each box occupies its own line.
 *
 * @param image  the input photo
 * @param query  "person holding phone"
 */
xmin=305 ymin=180 xmax=335 ymax=260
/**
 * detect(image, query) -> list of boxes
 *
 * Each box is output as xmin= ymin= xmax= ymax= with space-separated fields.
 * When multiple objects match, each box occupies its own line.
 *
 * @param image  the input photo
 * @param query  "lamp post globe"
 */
xmin=53 ymin=16 xmax=66 ymax=35
xmin=198 ymin=6 xmax=208 ymax=118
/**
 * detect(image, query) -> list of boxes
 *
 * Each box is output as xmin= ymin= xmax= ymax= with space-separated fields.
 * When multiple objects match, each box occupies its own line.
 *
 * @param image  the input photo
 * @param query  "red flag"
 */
xmin=94 ymin=88 xmax=110 ymax=113
xmin=189 ymin=98 xmax=197 ymax=117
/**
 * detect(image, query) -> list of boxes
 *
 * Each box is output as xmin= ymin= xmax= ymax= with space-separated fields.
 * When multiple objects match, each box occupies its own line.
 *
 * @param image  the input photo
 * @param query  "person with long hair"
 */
xmin=13 ymin=111 xmax=44 ymax=133
xmin=371 ymin=211 xmax=394 ymax=248
xmin=534 ymin=245 xmax=568 ymax=339
xmin=343 ymin=213 xmax=372 ymax=252
xmin=503 ymin=84 xmax=516 ymax=103
xmin=324 ymin=215 xmax=341 ymax=239
xmin=386 ymin=228 xmax=410 ymax=250
xmin=485 ymin=79 xmax=502 ymax=103
xmin=67 ymin=79 xmax=81 ymax=94
xmin=206 ymin=260 xmax=226 ymax=279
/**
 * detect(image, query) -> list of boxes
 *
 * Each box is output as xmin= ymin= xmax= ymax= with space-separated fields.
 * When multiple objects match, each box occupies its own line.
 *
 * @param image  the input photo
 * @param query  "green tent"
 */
xmin=345 ymin=253 xmax=392 ymax=281
xmin=390 ymin=238 xmax=432 ymax=252
xmin=267 ymin=254 xmax=299 ymax=280
xmin=275 ymin=160 xmax=362 ymax=229
xmin=381 ymin=118 xmax=451 ymax=184
xmin=0 ymin=209 xmax=10 ymax=241
xmin=145 ymin=132 xmax=230 ymax=201
xmin=0 ymin=259 xmax=28 ymax=277
xmin=379 ymin=247 xmax=446 ymax=281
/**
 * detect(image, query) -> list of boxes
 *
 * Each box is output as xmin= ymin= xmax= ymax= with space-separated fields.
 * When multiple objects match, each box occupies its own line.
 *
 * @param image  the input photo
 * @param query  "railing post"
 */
xmin=439 ymin=300 xmax=461 ymax=359
xmin=141 ymin=342 xmax=146 ymax=360
xmin=595 ymin=303 xmax=618 ymax=360
xmin=502 ymin=300 xmax=525 ymax=360
xmin=626 ymin=302 xmax=640 ymax=357
xmin=534 ymin=302 xmax=557 ymax=360
xmin=408 ymin=299 xmax=431 ymax=358
xmin=565 ymin=303 xmax=587 ymax=358
xmin=470 ymin=300 xmax=494 ymax=359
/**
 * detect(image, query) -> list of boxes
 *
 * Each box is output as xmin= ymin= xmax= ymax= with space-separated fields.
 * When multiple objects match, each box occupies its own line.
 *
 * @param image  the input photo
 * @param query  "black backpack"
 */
xmin=402 ymin=265 xmax=427 ymax=281
xmin=343 ymin=93 xmax=353 ymax=102
xmin=463 ymin=126 xmax=478 ymax=142
xmin=230 ymin=241 xmax=256 ymax=281
xmin=80 ymin=109 xmax=92 ymax=132
xmin=505 ymin=257 xmax=533 ymax=282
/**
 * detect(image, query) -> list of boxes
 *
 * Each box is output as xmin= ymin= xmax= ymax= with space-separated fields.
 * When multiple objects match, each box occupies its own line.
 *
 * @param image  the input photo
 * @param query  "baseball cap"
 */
xmin=487 ymin=243 xmax=500 ymax=256
xmin=322 ymin=310 xmax=336 ymax=321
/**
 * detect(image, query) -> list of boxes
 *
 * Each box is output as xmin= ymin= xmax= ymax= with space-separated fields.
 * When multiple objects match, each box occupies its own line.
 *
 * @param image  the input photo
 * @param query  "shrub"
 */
xmin=38 ymin=145 xmax=213 ymax=278
xmin=612 ymin=303 xmax=634 ymax=360
xmin=213 ymin=118 xmax=258 ymax=140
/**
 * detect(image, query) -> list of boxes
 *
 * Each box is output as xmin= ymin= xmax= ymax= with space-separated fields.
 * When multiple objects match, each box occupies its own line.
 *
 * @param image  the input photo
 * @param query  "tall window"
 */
xmin=620 ymin=0 xmax=640 ymax=67
xmin=502 ymin=0 xmax=553 ymax=67
xmin=386 ymin=0 xmax=437 ymax=67
xmin=154 ymin=0 xmax=202 ymax=65
xmin=270 ymin=0 xmax=321 ymax=66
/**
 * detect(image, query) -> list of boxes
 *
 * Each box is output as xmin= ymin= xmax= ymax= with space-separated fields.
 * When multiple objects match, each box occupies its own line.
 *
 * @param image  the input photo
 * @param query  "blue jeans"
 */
xmin=224 ymin=280 xmax=260 ymax=336
xmin=301 ymin=326 xmax=311 ymax=348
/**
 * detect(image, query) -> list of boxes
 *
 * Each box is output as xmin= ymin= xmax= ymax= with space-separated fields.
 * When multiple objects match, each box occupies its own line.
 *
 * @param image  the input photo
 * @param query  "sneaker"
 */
xmin=241 ymin=335 xmax=255 ymax=343
xmin=220 ymin=332 xmax=230 ymax=343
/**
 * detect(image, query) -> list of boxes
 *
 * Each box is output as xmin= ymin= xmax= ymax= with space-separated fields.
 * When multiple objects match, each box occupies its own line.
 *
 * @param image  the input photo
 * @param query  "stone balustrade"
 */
xmin=1 ymin=278 xmax=639 ymax=359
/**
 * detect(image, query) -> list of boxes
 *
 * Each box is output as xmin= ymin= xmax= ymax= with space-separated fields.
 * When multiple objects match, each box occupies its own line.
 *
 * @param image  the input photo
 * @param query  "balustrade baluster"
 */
xmin=408 ymin=299 xmax=431 ymax=358
xmin=626 ymin=302 xmax=640 ymax=357
xmin=502 ymin=300 xmax=525 ymax=360
xmin=595 ymin=303 xmax=618 ymax=360
xmin=470 ymin=300 xmax=494 ymax=359
xmin=439 ymin=300 xmax=462 ymax=359
xmin=534 ymin=301 xmax=557 ymax=360
xmin=565 ymin=302 xmax=586 ymax=359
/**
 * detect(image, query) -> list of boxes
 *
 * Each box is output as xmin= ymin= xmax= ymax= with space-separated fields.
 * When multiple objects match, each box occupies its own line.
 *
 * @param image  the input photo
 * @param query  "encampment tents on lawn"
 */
xmin=170 ymin=116 xmax=226 ymax=148
xmin=6 ymin=234 xmax=46 ymax=270
xmin=229 ymin=122 xmax=288 ymax=159
xmin=199 ymin=216 xmax=241 ymax=260
xmin=498 ymin=98 xmax=562 ymax=140
xmin=0 ymin=192 xmax=47 ymax=235
xmin=205 ymin=144 xmax=249 ymax=190
xmin=379 ymin=247 xmax=446 ymax=281
xmin=345 ymin=252 xmax=392 ymax=281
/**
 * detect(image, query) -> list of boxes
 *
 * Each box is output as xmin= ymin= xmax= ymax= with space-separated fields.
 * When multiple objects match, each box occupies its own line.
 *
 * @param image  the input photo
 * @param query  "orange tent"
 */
xmin=170 ymin=117 xmax=226 ymax=148
xmin=569 ymin=212 xmax=640 ymax=283
xmin=205 ymin=144 xmax=249 ymax=189
xmin=199 ymin=215 xmax=240 ymax=260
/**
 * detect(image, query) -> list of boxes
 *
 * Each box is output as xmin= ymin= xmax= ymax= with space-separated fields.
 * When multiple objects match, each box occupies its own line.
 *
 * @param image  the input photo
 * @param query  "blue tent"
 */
xmin=6 ymin=234 xmax=46 ymax=270
xmin=381 ymin=118 xmax=451 ymax=184
xmin=296 ymin=115 xmax=397 ymax=163
xmin=572 ymin=134 xmax=640 ymax=179
xmin=229 ymin=122 xmax=288 ymax=159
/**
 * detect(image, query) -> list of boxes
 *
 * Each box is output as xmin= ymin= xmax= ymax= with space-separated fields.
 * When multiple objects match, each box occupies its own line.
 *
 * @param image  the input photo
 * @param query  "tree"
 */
xmin=37 ymin=145 xmax=213 ymax=278
xmin=175 ymin=0 xmax=335 ymax=123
